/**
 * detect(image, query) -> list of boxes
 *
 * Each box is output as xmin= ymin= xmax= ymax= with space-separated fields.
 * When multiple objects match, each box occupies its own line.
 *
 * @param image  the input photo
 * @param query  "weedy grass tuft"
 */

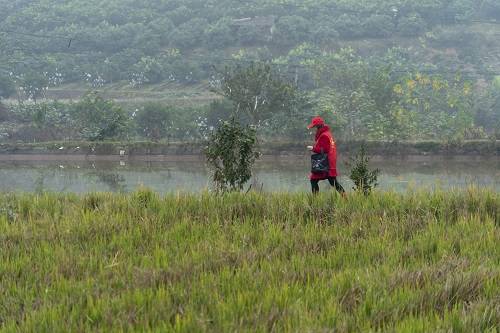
xmin=0 ymin=189 xmax=498 ymax=332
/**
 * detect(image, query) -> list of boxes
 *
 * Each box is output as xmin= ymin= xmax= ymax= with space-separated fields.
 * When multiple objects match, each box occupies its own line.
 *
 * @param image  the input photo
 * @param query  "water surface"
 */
xmin=0 ymin=157 xmax=498 ymax=193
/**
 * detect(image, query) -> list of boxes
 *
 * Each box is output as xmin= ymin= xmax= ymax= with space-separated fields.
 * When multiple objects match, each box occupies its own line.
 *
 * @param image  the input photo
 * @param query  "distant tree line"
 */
xmin=1 ymin=60 xmax=499 ymax=143
xmin=0 ymin=0 xmax=499 ymax=87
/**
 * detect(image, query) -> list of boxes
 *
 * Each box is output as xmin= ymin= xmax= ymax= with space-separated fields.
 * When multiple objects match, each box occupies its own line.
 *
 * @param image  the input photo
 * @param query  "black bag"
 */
xmin=311 ymin=150 xmax=329 ymax=173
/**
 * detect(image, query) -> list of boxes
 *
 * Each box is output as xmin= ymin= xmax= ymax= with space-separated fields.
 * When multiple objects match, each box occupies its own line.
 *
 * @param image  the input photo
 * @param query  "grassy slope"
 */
xmin=1 ymin=189 xmax=499 ymax=332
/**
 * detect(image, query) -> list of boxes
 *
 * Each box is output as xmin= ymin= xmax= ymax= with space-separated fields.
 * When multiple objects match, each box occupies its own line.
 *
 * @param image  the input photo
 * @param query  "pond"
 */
xmin=0 ymin=156 xmax=498 ymax=194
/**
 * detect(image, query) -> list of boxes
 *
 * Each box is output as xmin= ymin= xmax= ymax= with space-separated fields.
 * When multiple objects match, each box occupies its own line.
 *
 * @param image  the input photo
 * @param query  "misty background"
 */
xmin=0 ymin=0 xmax=499 ymax=143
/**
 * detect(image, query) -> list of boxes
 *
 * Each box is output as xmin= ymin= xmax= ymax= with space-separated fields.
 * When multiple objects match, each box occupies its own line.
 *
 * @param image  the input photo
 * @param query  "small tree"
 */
xmin=206 ymin=63 xmax=303 ymax=192
xmin=347 ymin=144 xmax=380 ymax=195
xmin=205 ymin=118 xmax=259 ymax=193
xmin=215 ymin=63 xmax=302 ymax=127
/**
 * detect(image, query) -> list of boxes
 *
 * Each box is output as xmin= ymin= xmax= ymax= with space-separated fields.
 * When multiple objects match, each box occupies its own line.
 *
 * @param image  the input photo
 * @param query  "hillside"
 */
xmin=0 ymin=1 xmax=499 ymax=143
xmin=1 ymin=0 xmax=500 ymax=91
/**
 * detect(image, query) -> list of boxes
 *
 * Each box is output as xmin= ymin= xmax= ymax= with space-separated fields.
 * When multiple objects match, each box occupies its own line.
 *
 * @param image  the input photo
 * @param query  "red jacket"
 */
xmin=310 ymin=126 xmax=338 ymax=180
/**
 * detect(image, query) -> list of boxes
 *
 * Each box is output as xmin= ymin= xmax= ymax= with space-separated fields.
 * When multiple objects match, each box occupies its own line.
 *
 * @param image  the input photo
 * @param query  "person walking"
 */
xmin=307 ymin=116 xmax=346 ymax=195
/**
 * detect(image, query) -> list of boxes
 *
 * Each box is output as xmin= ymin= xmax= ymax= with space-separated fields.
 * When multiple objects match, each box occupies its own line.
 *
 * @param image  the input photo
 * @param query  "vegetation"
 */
xmin=1 ymin=0 xmax=499 ymax=87
xmin=347 ymin=144 xmax=380 ymax=195
xmin=205 ymin=118 xmax=259 ymax=193
xmin=1 ymin=61 xmax=498 ymax=143
xmin=0 ymin=189 xmax=498 ymax=331
xmin=1 ymin=1 xmax=500 ymax=142
xmin=214 ymin=63 xmax=304 ymax=128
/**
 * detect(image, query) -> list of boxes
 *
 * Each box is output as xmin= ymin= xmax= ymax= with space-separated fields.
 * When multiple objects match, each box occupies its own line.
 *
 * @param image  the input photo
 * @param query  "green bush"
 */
xmin=347 ymin=144 xmax=380 ymax=195
xmin=205 ymin=118 xmax=260 ymax=192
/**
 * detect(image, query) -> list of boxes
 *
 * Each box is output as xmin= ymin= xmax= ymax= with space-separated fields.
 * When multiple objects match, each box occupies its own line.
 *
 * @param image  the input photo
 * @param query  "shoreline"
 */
xmin=0 ymin=154 xmax=498 ymax=163
xmin=0 ymin=140 xmax=498 ymax=160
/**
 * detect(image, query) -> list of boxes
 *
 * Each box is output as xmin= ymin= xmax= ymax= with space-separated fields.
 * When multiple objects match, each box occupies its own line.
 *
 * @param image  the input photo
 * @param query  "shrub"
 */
xmin=347 ymin=144 xmax=380 ymax=195
xmin=205 ymin=118 xmax=260 ymax=193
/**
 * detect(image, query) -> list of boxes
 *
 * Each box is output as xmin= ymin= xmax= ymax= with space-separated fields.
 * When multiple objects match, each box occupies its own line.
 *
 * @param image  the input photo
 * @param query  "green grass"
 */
xmin=0 ymin=189 xmax=499 ymax=332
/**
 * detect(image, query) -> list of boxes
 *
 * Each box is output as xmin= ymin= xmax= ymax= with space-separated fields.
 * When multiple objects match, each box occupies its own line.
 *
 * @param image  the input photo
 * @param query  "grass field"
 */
xmin=0 ymin=189 xmax=499 ymax=332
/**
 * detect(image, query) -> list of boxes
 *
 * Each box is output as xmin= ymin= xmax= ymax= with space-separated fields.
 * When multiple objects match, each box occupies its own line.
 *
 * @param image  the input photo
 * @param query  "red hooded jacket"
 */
xmin=310 ymin=125 xmax=338 ymax=180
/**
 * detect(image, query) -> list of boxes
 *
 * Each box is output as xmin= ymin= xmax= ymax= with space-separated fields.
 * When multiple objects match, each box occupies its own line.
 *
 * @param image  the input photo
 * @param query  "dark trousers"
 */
xmin=311 ymin=177 xmax=345 ymax=194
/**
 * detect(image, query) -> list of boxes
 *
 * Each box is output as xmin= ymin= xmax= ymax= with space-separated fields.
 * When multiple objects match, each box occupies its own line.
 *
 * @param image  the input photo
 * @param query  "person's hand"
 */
xmin=307 ymin=146 xmax=313 ymax=151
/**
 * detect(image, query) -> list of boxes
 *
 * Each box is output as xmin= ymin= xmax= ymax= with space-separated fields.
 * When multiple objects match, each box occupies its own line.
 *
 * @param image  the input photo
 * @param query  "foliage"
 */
xmin=0 ymin=190 xmax=498 ymax=331
xmin=135 ymin=103 xmax=174 ymax=141
xmin=72 ymin=93 xmax=129 ymax=141
xmin=397 ymin=13 xmax=427 ymax=37
xmin=0 ymin=75 xmax=16 ymax=99
xmin=0 ymin=102 xmax=8 ymax=122
xmin=393 ymin=73 xmax=475 ymax=140
xmin=170 ymin=18 xmax=209 ymax=50
xmin=216 ymin=63 xmax=303 ymax=127
xmin=205 ymin=99 xmax=235 ymax=129
xmin=1 ymin=0 xmax=495 ymax=88
xmin=273 ymin=15 xmax=312 ymax=47
xmin=311 ymin=21 xmax=340 ymax=45
xmin=362 ymin=14 xmax=395 ymax=38
xmin=347 ymin=144 xmax=380 ymax=195
xmin=311 ymin=48 xmax=483 ymax=141
xmin=313 ymin=48 xmax=398 ymax=140
xmin=474 ymin=81 xmax=500 ymax=138
xmin=204 ymin=18 xmax=235 ymax=49
xmin=19 ymin=72 xmax=49 ymax=102
xmin=205 ymin=118 xmax=260 ymax=192
xmin=0 ymin=0 xmax=499 ymax=143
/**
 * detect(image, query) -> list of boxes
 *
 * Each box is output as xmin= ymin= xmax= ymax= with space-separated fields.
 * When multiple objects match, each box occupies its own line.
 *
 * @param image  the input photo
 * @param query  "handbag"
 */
xmin=311 ymin=149 xmax=329 ymax=173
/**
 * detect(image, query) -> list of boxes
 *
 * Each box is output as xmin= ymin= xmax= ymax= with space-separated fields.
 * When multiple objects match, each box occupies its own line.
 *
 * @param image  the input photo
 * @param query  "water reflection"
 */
xmin=85 ymin=171 xmax=127 ymax=193
xmin=0 ymin=157 xmax=498 ymax=194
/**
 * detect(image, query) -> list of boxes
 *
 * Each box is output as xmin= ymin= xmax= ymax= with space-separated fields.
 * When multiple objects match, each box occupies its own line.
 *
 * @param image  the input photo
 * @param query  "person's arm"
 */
xmin=312 ymin=135 xmax=330 ymax=154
